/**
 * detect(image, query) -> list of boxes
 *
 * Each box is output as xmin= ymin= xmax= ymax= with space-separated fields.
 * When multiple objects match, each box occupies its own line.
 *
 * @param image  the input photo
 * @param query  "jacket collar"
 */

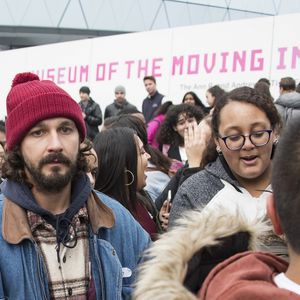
xmin=2 ymin=191 xmax=115 ymax=244
xmin=134 ymin=203 xmax=270 ymax=299
xmin=205 ymin=157 xmax=241 ymax=189
xmin=114 ymin=99 xmax=127 ymax=108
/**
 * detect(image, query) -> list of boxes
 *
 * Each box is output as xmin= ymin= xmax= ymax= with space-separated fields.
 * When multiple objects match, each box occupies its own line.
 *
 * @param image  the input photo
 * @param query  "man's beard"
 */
xmin=24 ymin=152 xmax=78 ymax=193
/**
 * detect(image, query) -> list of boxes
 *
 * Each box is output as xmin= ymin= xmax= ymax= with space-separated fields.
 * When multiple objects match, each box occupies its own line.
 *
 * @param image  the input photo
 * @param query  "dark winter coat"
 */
xmin=79 ymin=97 xmax=102 ymax=140
xmin=104 ymin=100 xmax=137 ymax=119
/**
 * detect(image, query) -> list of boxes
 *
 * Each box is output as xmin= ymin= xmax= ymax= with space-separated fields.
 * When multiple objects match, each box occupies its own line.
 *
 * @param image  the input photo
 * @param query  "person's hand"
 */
xmin=159 ymin=200 xmax=171 ymax=231
xmin=82 ymin=112 xmax=86 ymax=119
xmin=184 ymin=120 xmax=211 ymax=168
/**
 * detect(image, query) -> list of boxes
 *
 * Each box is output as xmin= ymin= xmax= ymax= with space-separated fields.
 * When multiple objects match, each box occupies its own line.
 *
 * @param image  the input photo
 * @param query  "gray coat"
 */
xmin=275 ymin=91 xmax=300 ymax=127
xmin=169 ymin=157 xmax=240 ymax=226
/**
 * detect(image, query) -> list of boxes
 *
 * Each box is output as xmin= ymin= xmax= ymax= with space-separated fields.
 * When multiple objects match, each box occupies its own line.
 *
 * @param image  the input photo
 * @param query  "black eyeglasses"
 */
xmin=219 ymin=129 xmax=273 ymax=151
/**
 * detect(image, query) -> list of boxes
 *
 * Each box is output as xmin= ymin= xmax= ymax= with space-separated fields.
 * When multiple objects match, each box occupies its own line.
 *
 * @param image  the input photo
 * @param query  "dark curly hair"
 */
xmin=212 ymin=86 xmax=282 ymax=138
xmin=1 ymin=143 xmax=90 ymax=186
xmin=156 ymin=104 xmax=204 ymax=147
xmin=153 ymin=101 xmax=173 ymax=118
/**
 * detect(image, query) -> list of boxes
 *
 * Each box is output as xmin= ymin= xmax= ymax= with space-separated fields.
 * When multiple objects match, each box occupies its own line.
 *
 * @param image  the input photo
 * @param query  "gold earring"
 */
xmin=125 ymin=169 xmax=135 ymax=186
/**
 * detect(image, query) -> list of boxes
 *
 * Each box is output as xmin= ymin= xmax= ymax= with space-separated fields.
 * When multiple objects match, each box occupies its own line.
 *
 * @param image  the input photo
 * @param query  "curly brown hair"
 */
xmin=156 ymin=104 xmax=204 ymax=147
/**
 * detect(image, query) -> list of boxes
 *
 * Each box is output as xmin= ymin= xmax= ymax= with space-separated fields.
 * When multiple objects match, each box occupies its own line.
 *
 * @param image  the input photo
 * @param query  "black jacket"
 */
xmin=104 ymin=100 xmax=137 ymax=119
xmin=79 ymin=97 xmax=102 ymax=140
xmin=142 ymin=91 xmax=164 ymax=124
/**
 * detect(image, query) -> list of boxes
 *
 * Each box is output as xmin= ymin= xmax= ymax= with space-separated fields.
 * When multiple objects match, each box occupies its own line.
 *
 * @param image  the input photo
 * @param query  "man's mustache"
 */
xmin=39 ymin=153 xmax=71 ymax=167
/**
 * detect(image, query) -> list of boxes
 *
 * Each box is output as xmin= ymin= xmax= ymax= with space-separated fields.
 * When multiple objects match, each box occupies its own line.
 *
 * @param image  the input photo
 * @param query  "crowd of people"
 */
xmin=0 ymin=72 xmax=300 ymax=299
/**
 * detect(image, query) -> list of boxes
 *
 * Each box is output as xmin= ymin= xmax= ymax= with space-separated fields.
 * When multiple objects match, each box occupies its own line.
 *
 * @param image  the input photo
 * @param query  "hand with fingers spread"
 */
xmin=184 ymin=119 xmax=212 ymax=168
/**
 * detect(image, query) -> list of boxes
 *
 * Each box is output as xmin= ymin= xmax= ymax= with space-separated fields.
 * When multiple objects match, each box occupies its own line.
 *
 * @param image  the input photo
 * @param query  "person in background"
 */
xmin=142 ymin=76 xmax=165 ymax=124
xmin=200 ymin=118 xmax=300 ymax=300
xmin=182 ymin=91 xmax=210 ymax=114
xmin=206 ymin=85 xmax=226 ymax=111
xmin=147 ymin=101 xmax=173 ymax=149
xmin=155 ymin=115 xmax=214 ymax=211
xmin=93 ymin=127 xmax=162 ymax=240
xmin=257 ymin=77 xmax=271 ymax=87
xmin=0 ymin=72 xmax=150 ymax=299
xmin=157 ymin=116 xmax=214 ymax=231
xmin=156 ymin=104 xmax=204 ymax=173
xmin=275 ymin=76 xmax=300 ymax=127
xmin=254 ymin=81 xmax=274 ymax=101
xmin=79 ymin=86 xmax=102 ymax=140
xmin=104 ymin=85 xmax=137 ymax=119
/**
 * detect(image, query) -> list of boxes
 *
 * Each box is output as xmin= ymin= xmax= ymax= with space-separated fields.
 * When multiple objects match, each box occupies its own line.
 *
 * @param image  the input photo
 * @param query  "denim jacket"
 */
xmin=0 ymin=191 xmax=150 ymax=300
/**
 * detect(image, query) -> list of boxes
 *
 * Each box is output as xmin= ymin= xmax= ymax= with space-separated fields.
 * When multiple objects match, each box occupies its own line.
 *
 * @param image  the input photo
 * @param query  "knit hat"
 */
xmin=79 ymin=86 xmax=90 ymax=95
xmin=6 ymin=72 xmax=86 ymax=151
xmin=115 ymin=85 xmax=126 ymax=94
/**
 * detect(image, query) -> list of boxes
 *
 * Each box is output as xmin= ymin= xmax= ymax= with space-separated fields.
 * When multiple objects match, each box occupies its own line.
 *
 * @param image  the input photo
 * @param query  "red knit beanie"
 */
xmin=6 ymin=72 xmax=86 ymax=151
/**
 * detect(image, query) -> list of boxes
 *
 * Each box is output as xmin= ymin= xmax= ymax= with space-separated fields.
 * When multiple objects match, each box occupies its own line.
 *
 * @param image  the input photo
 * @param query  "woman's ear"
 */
xmin=273 ymin=131 xmax=279 ymax=144
xmin=214 ymin=138 xmax=221 ymax=152
xmin=267 ymin=194 xmax=284 ymax=235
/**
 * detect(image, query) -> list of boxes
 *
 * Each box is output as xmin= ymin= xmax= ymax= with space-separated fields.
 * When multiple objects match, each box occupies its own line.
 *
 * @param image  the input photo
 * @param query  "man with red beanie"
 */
xmin=0 ymin=72 xmax=150 ymax=299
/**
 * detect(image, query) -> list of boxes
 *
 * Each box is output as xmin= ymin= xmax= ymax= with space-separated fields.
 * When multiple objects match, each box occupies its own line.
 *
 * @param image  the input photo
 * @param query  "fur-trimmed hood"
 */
xmin=134 ymin=203 xmax=271 ymax=300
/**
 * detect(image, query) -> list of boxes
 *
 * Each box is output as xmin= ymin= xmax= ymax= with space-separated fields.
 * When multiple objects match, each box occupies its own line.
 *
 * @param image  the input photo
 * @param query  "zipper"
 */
xmin=33 ymin=241 xmax=48 ymax=300
xmin=93 ymin=235 xmax=106 ymax=300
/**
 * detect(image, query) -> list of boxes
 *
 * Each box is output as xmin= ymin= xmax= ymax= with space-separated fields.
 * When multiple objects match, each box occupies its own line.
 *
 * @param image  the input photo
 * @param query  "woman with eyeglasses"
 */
xmin=136 ymin=87 xmax=287 ymax=295
xmin=170 ymin=87 xmax=282 ymax=224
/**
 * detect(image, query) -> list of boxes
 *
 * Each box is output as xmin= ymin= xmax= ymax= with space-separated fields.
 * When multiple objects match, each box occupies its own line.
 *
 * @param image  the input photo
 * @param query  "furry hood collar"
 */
xmin=134 ymin=203 xmax=271 ymax=300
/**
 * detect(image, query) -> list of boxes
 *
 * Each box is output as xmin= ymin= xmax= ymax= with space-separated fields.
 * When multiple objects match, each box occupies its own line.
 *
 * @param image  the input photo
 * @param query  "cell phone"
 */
xmin=166 ymin=190 xmax=172 ymax=212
